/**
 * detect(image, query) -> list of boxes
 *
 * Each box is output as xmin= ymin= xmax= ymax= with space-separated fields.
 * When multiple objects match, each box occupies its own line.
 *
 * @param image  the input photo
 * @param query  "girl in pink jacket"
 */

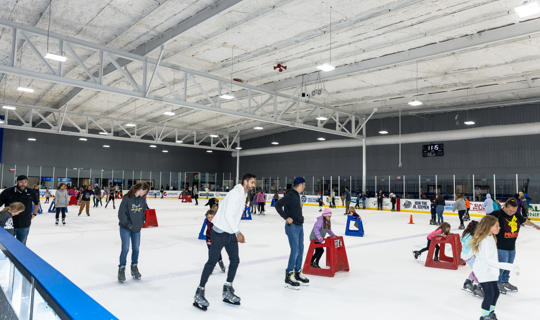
xmin=309 ymin=208 xmax=337 ymax=268
xmin=256 ymin=190 xmax=266 ymax=215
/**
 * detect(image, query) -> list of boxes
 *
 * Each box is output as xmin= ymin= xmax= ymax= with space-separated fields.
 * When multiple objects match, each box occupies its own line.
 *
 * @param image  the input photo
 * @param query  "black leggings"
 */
xmin=377 ymin=200 xmax=383 ymax=210
xmin=258 ymin=202 xmax=265 ymax=212
xmin=200 ymin=230 xmax=239 ymax=287
xmin=480 ymin=281 xmax=499 ymax=311
xmin=55 ymin=207 xmax=66 ymax=219
xmin=458 ymin=210 xmax=466 ymax=225
xmin=418 ymin=238 xmax=440 ymax=258
xmin=311 ymin=247 xmax=324 ymax=264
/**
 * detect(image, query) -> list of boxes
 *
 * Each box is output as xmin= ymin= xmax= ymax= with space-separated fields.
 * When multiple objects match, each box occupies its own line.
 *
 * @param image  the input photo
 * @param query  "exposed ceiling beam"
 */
xmin=53 ymin=0 xmax=244 ymax=109
xmin=230 ymin=16 xmax=540 ymax=100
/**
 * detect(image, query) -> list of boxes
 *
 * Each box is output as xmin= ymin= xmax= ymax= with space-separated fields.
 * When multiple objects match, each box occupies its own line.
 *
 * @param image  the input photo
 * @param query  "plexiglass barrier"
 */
xmin=0 ymin=229 xmax=117 ymax=320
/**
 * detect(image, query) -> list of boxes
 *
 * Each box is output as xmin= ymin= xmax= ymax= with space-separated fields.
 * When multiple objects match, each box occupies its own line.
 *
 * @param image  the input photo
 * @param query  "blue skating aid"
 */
xmin=241 ymin=206 xmax=252 ymax=220
xmin=198 ymin=218 xmax=207 ymax=240
xmin=32 ymin=203 xmax=43 ymax=214
xmin=47 ymin=201 xmax=68 ymax=213
xmin=345 ymin=215 xmax=364 ymax=237
xmin=271 ymin=199 xmax=276 ymax=207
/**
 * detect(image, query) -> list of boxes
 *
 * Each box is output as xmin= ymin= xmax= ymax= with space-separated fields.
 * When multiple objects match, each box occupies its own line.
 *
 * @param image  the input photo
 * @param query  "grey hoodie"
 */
xmin=118 ymin=195 xmax=146 ymax=233
xmin=55 ymin=189 xmax=69 ymax=207
xmin=452 ymin=198 xmax=466 ymax=212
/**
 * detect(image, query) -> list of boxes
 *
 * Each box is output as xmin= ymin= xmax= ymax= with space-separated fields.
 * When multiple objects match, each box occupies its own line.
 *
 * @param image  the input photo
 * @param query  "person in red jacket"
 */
xmin=205 ymin=210 xmax=225 ymax=273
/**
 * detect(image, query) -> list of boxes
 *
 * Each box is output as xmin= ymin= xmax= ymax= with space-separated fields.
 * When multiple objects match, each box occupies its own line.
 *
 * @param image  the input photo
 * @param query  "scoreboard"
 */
xmin=422 ymin=144 xmax=444 ymax=157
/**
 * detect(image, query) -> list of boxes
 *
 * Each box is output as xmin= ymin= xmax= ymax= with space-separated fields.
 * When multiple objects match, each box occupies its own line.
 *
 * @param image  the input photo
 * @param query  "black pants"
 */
xmin=466 ymin=208 xmax=470 ymax=216
xmin=311 ymin=247 xmax=324 ymax=264
xmin=418 ymin=238 xmax=440 ymax=258
xmin=331 ymin=197 xmax=335 ymax=208
xmin=55 ymin=207 xmax=66 ymax=219
xmin=258 ymin=202 xmax=265 ymax=213
xmin=377 ymin=200 xmax=383 ymax=210
xmin=107 ymin=196 xmax=115 ymax=205
xmin=200 ymin=230 xmax=239 ymax=287
xmin=391 ymin=202 xmax=396 ymax=210
xmin=522 ymin=207 xmax=528 ymax=219
xmin=194 ymin=195 xmax=198 ymax=205
xmin=458 ymin=210 xmax=466 ymax=225
xmin=355 ymin=200 xmax=360 ymax=209
xmin=480 ymin=281 xmax=499 ymax=311
xmin=431 ymin=212 xmax=436 ymax=221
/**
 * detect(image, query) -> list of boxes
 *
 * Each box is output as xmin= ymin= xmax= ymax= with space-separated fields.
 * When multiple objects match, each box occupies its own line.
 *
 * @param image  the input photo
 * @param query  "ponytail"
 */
xmin=1 ymin=202 xmax=25 ymax=214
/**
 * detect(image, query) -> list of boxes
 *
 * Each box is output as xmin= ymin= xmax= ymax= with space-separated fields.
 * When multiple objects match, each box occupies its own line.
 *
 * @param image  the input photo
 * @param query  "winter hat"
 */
xmin=323 ymin=208 xmax=332 ymax=216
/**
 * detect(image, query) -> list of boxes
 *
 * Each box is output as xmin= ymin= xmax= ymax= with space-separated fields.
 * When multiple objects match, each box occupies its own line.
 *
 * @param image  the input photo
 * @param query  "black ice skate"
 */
xmin=294 ymin=270 xmax=310 ymax=286
xmin=55 ymin=219 xmax=59 ymax=226
xmin=497 ymin=283 xmax=507 ymax=294
xmin=131 ymin=264 xmax=141 ymax=280
xmin=310 ymin=260 xmax=320 ymax=268
xmin=62 ymin=219 xmax=66 ymax=226
xmin=501 ymin=282 xmax=518 ymax=292
xmin=222 ymin=284 xmax=241 ymax=305
xmin=284 ymin=271 xmax=300 ymax=290
xmin=118 ymin=266 xmax=126 ymax=283
xmin=472 ymin=285 xmax=484 ymax=298
xmin=462 ymin=279 xmax=474 ymax=292
xmin=459 ymin=224 xmax=465 ymax=230
xmin=218 ymin=260 xmax=226 ymax=272
xmin=193 ymin=286 xmax=209 ymax=311
xmin=413 ymin=251 xmax=421 ymax=259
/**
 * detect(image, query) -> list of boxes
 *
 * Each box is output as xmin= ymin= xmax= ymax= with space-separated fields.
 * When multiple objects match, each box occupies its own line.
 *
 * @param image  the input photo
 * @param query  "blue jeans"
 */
xmin=119 ymin=228 xmax=141 ymax=267
xmin=361 ymin=199 xmax=366 ymax=209
xmin=285 ymin=223 xmax=304 ymax=274
xmin=497 ymin=249 xmax=516 ymax=283
xmin=436 ymin=205 xmax=444 ymax=223
xmin=14 ymin=228 xmax=30 ymax=246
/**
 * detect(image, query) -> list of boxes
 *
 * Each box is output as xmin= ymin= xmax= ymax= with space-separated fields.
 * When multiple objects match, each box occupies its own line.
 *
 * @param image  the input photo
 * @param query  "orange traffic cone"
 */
xmin=408 ymin=215 xmax=414 ymax=224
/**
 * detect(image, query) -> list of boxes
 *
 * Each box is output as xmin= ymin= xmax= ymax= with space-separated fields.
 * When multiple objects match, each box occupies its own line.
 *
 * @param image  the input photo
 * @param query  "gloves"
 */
xmin=318 ymin=238 xmax=324 ymax=243
xmin=512 ymin=266 xmax=520 ymax=276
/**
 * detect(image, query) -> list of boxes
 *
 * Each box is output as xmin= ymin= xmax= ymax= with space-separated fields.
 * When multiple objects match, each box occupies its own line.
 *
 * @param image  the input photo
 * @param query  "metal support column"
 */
xmin=494 ymin=174 xmax=496 ymax=200
xmin=362 ymin=124 xmax=366 ymax=192
xmin=403 ymin=175 xmax=406 ymax=198
xmin=472 ymin=175 xmax=475 ymax=201
xmin=236 ymin=149 xmax=240 ymax=185
xmin=435 ymin=175 xmax=438 ymax=195
xmin=516 ymin=174 xmax=519 ymax=193
xmin=453 ymin=175 xmax=456 ymax=200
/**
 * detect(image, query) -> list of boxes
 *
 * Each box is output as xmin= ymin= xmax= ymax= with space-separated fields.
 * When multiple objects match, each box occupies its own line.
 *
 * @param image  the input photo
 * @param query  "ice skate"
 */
xmin=310 ymin=261 xmax=320 ymax=268
xmin=131 ymin=264 xmax=141 ymax=280
xmin=497 ymin=283 xmax=507 ymax=294
xmin=413 ymin=251 xmax=421 ymax=259
xmin=459 ymin=224 xmax=465 ymax=230
xmin=501 ymin=282 xmax=518 ymax=292
xmin=62 ymin=219 xmax=66 ymax=226
xmin=222 ymin=283 xmax=241 ymax=305
xmin=78 ymin=212 xmax=81 ymax=216
xmin=193 ymin=286 xmax=209 ymax=311
xmin=113 ymin=205 xmax=116 ymax=209
xmin=462 ymin=279 xmax=474 ymax=292
xmin=472 ymin=285 xmax=484 ymax=298
xmin=218 ymin=260 xmax=226 ymax=272
xmin=118 ymin=266 xmax=126 ymax=283
xmin=55 ymin=218 xmax=59 ymax=226
xmin=294 ymin=270 xmax=309 ymax=286
xmin=284 ymin=271 xmax=300 ymax=290
xmin=433 ymin=257 xmax=439 ymax=262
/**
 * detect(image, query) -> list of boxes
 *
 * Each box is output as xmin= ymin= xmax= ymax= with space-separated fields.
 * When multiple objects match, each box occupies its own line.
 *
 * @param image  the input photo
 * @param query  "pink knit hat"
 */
xmin=323 ymin=208 xmax=332 ymax=216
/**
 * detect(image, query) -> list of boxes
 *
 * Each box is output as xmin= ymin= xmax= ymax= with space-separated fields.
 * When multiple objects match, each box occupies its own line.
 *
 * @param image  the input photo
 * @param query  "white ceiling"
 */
xmin=1 ymin=0 xmax=539 ymax=142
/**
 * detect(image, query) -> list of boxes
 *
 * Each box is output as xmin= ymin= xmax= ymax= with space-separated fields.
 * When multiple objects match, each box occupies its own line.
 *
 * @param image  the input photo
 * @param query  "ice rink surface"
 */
xmin=27 ymin=199 xmax=540 ymax=320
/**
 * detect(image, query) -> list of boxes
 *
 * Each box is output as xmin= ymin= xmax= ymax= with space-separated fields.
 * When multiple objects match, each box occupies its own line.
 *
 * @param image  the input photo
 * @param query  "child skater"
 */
xmin=309 ymin=208 xmax=337 ymax=269
xmin=463 ymin=215 xmax=519 ymax=320
xmin=465 ymin=197 xmax=471 ymax=221
xmin=0 ymin=202 xmax=25 ymax=236
xmin=347 ymin=206 xmax=364 ymax=234
xmin=461 ymin=221 xmax=483 ymax=297
xmin=318 ymin=192 xmax=323 ymax=212
xmin=205 ymin=210 xmax=226 ymax=273
xmin=430 ymin=197 xmax=437 ymax=225
xmin=413 ymin=222 xmax=451 ymax=261
xmin=44 ymin=188 xmax=51 ymax=204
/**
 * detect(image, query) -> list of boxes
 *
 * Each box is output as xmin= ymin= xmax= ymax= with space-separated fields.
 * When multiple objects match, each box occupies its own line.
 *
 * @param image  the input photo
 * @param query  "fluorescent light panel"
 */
xmin=99 ymin=132 xmax=108 ymax=135
xmin=316 ymin=116 xmax=327 ymax=121
xmin=150 ymin=145 xmax=156 ymax=148
xmin=408 ymin=100 xmax=422 ymax=106
xmin=17 ymin=87 xmax=34 ymax=93
xmin=28 ymin=138 xmax=36 ymax=141
xmin=163 ymin=111 xmax=175 ymax=116
xmin=79 ymin=138 xmax=87 ymax=141
xmin=271 ymin=141 xmax=279 ymax=145
xmin=162 ymin=150 xmax=168 ymax=153
xmin=210 ymin=134 xmax=219 ymax=138
xmin=125 ymin=123 xmax=136 ymax=127
xmin=175 ymin=140 xmax=183 ymax=143
xmin=464 ymin=121 xmax=475 ymax=125
xmin=103 ymin=145 xmax=110 ymax=148
xmin=253 ymin=126 xmax=263 ymax=130
xmin=2 ymin=106 xmax=16 ymax=110
xmin=316 ymin=63 xmax=335 ymax=72
xmin=45 ymin=52 xmax=67 ymax=62
xmin=235 ymin=147 xmax=242 ymax=150
xmin=219 ymin=94 xmax=234 ymax=100
xmin=379 ymin=130 xmax=388 ymax=134
xmin=515 ymin=2 xmax=540 ymax=17
xmin=206 ymin=150 xmax=213 ymax=153
xmin=317 ymin=137 xmax=326 ymax=141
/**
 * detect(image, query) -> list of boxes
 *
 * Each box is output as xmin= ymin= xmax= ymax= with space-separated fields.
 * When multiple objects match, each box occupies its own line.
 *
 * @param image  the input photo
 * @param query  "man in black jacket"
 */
xmin=275 ymin=177 xmax=309 ymax=290
xmin=376 ymin=190 xmax=384 ymax=210
xmin=0 ymin=175 xmax=39 ymax=245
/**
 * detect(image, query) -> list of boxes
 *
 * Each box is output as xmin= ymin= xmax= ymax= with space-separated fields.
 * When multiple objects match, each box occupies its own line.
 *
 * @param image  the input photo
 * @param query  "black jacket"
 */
xmin=0 ymin=187 xmax=39 ymax=229
xmin=275 ymin=189 xmax=304 ymax=225
xmin=434 ymin=196 xmax=445 ymax=207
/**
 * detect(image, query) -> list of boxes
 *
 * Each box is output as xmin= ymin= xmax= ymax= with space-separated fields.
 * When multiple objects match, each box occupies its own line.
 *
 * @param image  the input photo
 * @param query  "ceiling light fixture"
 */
xmin=379 ymin=130 xmax=388 ymax=134
xmin=408 ymin=60 xmax=422 ymax=106
xmin=162 ymin=150 xmax=168 ymax=153
xmin=17 ymin=87 xmax=34 ymax=93
xmin=316 ymin=8 xmax=335 ymax=72
xmin=28 ymin=138 xmax=36 ymax=141
xmin=464 ymin=121 xmax=475 ymax=125
xmin=103 ymin=145 xmax=110 ymax=148
xmin=271 ymin=141 xmax=279 ymax=145
xmin=2 ymin=106 xmax=16 ymax=110
xmin=175 ymin=140 xmax=183 ymax=143
xmin=150 ymin=145 xmax=156 ymax=148
xmin=219 ymin=94 xmax=234 ymax=100
xmin=210 ymin=134 xmax=219 ymax=138
xmin=79 ymin=138 xmax=87 ymax=141
xmin=316 ymin=116 xmax=328 ymax=121
xmin=99 ymin=132 xmax=108 ymax=135
xmin=515 ymin=2 xmax=540 ymax=17
xmin=317 ymin=137 xmax=326 ymax=141
xmin=45 ymin=52 xmax=67 ymax=62
xmin=408 ymin=100 xmax=422 ymax=106
xmin=125 ymin=123 xmax=136 ymax=127
xmin=0 ymin=120 xmax=4 ymax=124
xmin=163 ymin=111 xmax=175 ymax=116
xmin=235 ymin=146 xmax=242 ymax=150
xmin=253 ymin=126 xmax=263 ymax=130
xmin=207 ymin=150 xmax=213 ymax=153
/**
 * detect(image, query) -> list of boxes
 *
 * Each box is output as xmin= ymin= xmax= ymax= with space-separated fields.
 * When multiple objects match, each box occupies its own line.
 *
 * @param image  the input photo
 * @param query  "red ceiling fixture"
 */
xmin=273 ymin=63 xmax=287 ymax=72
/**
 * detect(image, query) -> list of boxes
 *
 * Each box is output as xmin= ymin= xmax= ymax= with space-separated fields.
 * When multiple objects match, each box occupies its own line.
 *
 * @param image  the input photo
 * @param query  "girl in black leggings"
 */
xmin=413 ymin=222 xmax=451 ymax=261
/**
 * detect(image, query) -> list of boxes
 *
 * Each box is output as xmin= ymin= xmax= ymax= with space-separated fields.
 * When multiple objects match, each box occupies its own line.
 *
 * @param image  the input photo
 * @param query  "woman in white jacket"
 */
xmin=464 ymin=215 xmax=519 ymax=320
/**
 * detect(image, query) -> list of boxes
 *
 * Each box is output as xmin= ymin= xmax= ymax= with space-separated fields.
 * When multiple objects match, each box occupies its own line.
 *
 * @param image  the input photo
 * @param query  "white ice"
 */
xmin=26 ymin=199 xmax=540 ymax=320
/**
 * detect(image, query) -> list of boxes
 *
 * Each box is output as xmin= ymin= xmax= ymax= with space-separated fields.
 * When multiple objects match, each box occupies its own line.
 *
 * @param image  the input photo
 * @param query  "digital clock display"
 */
xmin=422 ymin=144 xmax=444 ymax=157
